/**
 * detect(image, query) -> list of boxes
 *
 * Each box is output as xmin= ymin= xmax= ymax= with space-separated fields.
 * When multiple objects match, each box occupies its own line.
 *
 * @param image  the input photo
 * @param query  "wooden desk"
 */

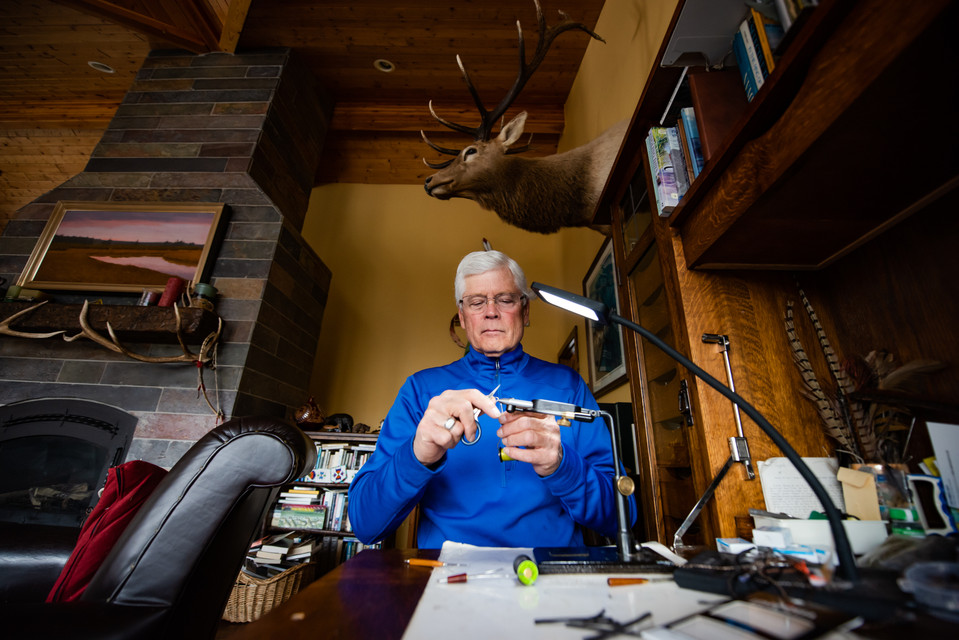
xmin=226 ymin=546 xmax=955 ymax=639
xmin=229 ymin=549 xmax=439 ymax=640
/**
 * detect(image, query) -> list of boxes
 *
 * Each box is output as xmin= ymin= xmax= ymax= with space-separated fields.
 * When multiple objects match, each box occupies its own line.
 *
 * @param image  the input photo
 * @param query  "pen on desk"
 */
xmin=607 ymin=577 xmax=674 ymax=586
xmin=405 ymin=558 xmax=465 ymax=568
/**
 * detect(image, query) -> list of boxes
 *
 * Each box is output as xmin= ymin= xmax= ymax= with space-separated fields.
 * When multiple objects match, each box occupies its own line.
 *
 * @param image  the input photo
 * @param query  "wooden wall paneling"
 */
xmin=800 ymin=192 xmax=959 ymax=458
xmin=661 ymin=219 xmax=834 ymax=539
xmin=0 ymin=128 xmax=103 ymax=231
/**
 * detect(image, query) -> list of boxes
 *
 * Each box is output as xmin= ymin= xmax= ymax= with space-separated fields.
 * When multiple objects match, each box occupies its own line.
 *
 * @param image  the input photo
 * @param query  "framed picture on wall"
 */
xmin=17 ymin=201 xmax=227 ymax=293
xmin=582 ymin=237 xmax=627 ymax=396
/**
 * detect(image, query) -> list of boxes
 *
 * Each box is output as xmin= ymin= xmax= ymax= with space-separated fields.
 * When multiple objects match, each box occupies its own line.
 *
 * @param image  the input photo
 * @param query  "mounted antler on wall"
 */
xmin=422 ymin=0 xmax=626 ymax=234
xmin=0 ymin=300 xmax=221 ymax=366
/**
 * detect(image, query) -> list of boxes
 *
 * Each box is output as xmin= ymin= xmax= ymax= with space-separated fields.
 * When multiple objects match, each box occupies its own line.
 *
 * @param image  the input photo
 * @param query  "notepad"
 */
xmin=756 ymin=457 xmax=845 ymax=518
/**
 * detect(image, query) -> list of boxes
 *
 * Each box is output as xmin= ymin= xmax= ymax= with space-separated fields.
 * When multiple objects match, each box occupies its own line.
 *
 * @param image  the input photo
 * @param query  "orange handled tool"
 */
xmin=405 ymin=558 xmax=465 ymax=568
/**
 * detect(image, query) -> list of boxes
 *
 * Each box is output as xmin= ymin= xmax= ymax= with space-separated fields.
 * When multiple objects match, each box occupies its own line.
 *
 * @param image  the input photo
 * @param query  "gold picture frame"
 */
xmin=17 ymin=201 xmax=227 ymax=293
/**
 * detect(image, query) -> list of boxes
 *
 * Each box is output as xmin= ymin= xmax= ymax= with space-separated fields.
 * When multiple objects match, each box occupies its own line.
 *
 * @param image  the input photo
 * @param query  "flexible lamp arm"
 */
xmin=530 ymin=282 xmax=859 ymax=583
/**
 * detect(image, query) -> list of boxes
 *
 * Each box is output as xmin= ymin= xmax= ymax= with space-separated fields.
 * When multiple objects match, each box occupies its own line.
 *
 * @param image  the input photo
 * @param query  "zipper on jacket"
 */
xmin=494 ymin=357 xmax=512 ymax=486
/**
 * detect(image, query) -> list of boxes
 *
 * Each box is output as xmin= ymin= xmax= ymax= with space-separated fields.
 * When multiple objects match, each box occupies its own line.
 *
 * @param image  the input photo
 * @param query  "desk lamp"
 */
xmin=530 ymin=282 xmax=861 ymax=584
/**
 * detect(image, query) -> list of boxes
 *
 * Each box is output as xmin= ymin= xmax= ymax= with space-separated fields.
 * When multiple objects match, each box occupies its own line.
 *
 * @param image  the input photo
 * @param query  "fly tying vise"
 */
xmin=444 ymin=391 xmax=599 ymax=459
xmin=496 ymin=397 xmax=600 ymax=462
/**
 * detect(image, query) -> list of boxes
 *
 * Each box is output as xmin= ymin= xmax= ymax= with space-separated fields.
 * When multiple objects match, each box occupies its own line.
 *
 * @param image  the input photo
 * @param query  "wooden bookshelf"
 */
xmin=597 ymin=0 xmax=959 ymax=543
xmin=266 ymin=430 xmax=385 ymax=572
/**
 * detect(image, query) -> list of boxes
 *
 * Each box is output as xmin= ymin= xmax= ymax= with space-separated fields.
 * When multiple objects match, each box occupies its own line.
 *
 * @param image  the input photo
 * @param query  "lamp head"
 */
xmin=531 ymin=282 xmax=610 ymax=325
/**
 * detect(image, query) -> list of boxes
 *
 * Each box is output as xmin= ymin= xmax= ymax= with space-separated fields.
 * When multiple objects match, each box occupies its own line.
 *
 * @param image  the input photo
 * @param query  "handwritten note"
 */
xmin=757 ymin=457 xmax=845 ymax=518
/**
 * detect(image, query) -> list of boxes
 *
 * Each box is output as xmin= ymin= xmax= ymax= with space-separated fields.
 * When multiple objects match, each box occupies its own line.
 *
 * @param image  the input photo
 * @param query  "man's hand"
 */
xmin=413 ymin=389 xmax=502 ymax=466
xmin=496 ymin=411 xmax=563 ymax=476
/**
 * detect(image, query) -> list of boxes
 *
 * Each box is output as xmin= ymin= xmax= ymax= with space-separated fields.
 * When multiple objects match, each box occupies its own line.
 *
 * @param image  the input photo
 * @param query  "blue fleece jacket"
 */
xmin=348 ymin=344 xmax=635 ymax=548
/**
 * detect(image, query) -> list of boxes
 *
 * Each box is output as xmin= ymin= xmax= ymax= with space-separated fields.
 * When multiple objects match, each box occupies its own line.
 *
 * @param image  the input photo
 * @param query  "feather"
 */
xmin=785 ymin=302 xmax=860 ymax=459
xmin=879 ymin=358 xmax=945 ymax=392
xmin=798 ymin=288 xmax=871 ymax=458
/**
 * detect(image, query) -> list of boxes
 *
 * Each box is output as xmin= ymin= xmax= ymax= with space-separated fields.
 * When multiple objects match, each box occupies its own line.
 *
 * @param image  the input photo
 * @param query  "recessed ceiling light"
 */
xmin=374 ymin=59 xmax=396 ymax=73
xmin=88 ymin=61 xmax=116 ymax=74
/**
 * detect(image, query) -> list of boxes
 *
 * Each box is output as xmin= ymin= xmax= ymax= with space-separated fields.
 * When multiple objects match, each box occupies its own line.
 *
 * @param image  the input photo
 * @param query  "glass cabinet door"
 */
xmin=614 ymin=162 xmax=700 ymax=546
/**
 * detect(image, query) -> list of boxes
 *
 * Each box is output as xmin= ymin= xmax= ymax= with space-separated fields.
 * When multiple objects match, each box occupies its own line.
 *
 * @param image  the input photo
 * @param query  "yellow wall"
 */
xmin=302 ymin=187 xmax=601 ymax=427
xmin=301 ymin=0 xmax=678 ymax=427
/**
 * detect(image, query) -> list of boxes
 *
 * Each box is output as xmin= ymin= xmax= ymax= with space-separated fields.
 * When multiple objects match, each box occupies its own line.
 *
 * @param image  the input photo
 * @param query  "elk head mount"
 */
xmin=422 ymin=0 xmax=626 ymax=235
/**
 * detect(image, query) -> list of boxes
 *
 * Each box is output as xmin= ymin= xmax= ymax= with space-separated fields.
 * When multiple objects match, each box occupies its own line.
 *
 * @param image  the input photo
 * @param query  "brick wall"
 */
xmin=0 ymin=49 xmax=333 ymax=467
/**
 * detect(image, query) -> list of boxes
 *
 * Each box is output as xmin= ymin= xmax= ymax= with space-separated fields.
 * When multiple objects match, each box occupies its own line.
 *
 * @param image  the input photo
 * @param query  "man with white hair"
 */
xmin=348 ymin=250 xmax=634 ymax=548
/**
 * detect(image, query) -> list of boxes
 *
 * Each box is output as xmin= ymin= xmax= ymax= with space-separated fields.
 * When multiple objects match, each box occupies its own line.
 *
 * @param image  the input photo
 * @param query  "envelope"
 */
xmin=837 ymin=467 xmax=881 ymax=521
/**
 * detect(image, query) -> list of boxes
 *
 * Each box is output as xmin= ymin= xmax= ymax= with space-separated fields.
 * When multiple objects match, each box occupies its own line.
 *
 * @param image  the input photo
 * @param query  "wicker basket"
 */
xmin=222 ymin=562 xmax=315 ymax=623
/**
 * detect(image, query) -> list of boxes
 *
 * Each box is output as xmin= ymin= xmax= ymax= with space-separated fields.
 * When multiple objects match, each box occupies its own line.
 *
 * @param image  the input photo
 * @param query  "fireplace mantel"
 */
xmin=1 ymin=301 xmax=220 ymax=344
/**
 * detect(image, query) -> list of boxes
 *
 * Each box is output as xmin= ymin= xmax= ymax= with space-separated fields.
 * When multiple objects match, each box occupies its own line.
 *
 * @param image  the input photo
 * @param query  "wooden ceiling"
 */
xmin=0 ymin=0 xmax=606 ymax=230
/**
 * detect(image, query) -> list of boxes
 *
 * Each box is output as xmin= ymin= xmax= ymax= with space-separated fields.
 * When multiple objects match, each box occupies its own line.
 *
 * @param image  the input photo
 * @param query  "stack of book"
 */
xmin=644 ymin=111 xmax=705 ymax=217
xmin=732 ymin=7 xmax=784 ymax=102
xmin=243 ymin=532 xmax=318 ymax=578
xmin=271 ymin=486 xmax=328 ymax=530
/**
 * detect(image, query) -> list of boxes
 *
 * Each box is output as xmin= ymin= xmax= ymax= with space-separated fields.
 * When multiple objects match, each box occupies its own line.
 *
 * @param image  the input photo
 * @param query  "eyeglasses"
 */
xmin=458 ymin=293 xmax=526 ymax=314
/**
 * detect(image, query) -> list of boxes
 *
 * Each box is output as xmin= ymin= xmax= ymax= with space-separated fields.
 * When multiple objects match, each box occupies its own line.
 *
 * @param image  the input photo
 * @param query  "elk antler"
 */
xmin=421 ymin=0 xmax=605 ymax=156
xmin=64 ymin=299 xmax=221 ymax=365
xmin=0 ymin=300 xmax=66 ymax=339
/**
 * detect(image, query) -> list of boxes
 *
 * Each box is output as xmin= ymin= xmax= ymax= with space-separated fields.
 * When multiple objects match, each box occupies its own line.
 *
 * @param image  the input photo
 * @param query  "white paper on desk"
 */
xmin=756 ymin=457 xmax=845 ymax=518
xmin=401 ymin=541 xmax=714 ymax=640
xmin=927 ymin=421 xmax=959 ymax=508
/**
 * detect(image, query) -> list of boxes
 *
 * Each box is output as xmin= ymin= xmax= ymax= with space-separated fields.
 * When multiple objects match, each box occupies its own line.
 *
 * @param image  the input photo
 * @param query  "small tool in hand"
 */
xmin=443 ymin=384 xmax=500 ymax=446
xmin=404 ymin=558 xmax=466 ymax=568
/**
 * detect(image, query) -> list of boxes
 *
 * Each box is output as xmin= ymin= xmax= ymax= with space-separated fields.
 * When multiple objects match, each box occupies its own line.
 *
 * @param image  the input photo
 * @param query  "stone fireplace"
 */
xmin=0 ymin=48 xmax=333 ymax=467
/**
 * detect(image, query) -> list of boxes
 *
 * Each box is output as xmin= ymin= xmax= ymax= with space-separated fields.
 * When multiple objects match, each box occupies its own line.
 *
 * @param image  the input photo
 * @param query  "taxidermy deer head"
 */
xmin=422 ymin=0 xmax=626 ymax=234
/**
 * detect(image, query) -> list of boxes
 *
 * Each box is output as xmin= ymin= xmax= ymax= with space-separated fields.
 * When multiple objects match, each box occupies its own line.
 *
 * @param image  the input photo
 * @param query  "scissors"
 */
xmin=443 ymin=384 xmax=499 ymax=445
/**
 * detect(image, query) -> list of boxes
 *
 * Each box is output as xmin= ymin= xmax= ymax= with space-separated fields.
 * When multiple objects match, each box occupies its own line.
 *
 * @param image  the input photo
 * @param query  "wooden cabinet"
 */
xmin=599 ymin=0 xmax=959 ymax=543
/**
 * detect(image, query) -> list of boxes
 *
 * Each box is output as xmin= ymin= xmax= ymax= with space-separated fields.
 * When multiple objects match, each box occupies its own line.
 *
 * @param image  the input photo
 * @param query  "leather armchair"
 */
xmin=0 ymin=415 xmax=317 ymax=640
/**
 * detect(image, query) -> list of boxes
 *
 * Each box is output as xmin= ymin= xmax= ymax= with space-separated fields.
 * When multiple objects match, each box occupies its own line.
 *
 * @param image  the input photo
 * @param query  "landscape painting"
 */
xmin=18 ymin=202 xmax=226 ymax=293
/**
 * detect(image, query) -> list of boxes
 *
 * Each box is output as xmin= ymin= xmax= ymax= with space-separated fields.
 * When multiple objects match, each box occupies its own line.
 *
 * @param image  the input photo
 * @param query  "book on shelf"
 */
xmin=773 ymin=0 xmax=818 ymax=38
xmin=260 ymin=532 xmax=295 ymax=554
xmin=278 ymin=492 xmax=320 ymax=504
xmin=271 ymin=504 xmax=329 ymax=530
xmin=644 ymin=127 xmax=680 ymax=217
xmin=285 ymin=486 xmax=320 ymax=495
xmin=679 ymin=107 xmax=704 ymax=178
xmin=747 ymin=7 xmax=784 ymax=76
xmin=732 ymin=28 xmax=760 ymax=102
xmin=665 ymin=127 xmax=691 ymax=199
xmin=675 ymin=121 xmax=695 ymax=187
xmin=731 ymin=8 xmax=786 ymax=102
xmin=254 ymin=549 xmax=287 ymax=563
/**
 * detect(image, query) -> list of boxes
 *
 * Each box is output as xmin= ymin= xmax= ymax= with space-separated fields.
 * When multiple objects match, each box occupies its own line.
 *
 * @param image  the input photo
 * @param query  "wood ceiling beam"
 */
xmin=330 ymin=102 xmax=566 ymax=135
xmin=218 ymin=0 xmax=253 ymax=53
xmin=54 ymin=0 xmax=211 ymax=53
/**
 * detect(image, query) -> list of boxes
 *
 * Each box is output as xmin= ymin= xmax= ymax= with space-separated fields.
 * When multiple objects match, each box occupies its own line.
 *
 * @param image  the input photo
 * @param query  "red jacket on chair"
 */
xmin=46 ymin=459 xmax=167 ymax=602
